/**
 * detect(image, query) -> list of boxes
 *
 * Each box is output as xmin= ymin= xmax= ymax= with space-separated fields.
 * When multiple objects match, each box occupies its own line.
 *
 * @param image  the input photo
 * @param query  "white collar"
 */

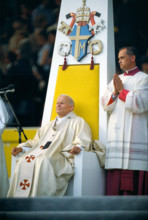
xmin=57 ymin=112 xmax=72 ymax=122
xmin=125 ymin=66 xmax=137 ymax=74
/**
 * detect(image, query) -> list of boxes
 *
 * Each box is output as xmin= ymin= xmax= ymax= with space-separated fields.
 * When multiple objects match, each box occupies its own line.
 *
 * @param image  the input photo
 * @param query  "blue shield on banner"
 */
xmin=69 ymin=24 xmax=92 ymax=61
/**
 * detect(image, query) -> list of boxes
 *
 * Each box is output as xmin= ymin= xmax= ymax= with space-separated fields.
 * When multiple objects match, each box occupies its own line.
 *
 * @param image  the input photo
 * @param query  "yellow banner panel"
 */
xmin=51 ymin=64 xmax=99 ymax=140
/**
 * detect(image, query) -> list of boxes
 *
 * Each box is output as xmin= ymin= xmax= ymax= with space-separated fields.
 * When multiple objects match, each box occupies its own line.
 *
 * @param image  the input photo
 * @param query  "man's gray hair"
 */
xmin=59 ymin=94 xmax=75 ymax=107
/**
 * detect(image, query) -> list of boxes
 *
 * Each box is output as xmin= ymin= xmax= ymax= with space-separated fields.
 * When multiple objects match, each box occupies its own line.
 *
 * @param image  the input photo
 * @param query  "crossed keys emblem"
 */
xmin=25 ymin=155 xmax=35 ymax=163
xmin=20 ymin=179 xmax=30 ymax=190
xmin=58 ymin=0 xmax=104 ymax=61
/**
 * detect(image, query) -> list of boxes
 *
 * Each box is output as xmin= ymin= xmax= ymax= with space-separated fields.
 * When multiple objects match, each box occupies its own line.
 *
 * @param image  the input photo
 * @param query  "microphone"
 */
xmin=0 ymin=84 xmax=15 ymax=94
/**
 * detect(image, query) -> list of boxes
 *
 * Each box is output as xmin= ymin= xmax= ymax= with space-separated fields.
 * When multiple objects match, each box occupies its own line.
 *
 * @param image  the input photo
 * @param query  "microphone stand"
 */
xmin=4 ymin=92 xmax=28 ymax=143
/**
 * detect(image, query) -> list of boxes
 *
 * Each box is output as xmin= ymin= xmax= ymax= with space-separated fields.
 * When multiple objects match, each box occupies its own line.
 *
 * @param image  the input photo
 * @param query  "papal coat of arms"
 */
xmin=58 ymin=0 xmax=105 ymax=62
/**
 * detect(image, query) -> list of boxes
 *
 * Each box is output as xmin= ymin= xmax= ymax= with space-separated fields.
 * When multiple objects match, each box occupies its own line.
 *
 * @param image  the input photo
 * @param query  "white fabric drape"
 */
xmin=0 ymin=97 xmax=9 ymax=197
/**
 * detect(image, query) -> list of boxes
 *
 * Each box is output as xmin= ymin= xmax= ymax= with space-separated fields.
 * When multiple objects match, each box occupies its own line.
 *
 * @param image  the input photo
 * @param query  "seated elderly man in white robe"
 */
xmin=7 ymin=94 xmax=92 ymax=197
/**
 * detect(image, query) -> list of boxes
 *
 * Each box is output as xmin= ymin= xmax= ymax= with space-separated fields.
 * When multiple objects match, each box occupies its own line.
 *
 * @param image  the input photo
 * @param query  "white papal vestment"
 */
xmin=7 ymin=111 xmax=92 ymax=197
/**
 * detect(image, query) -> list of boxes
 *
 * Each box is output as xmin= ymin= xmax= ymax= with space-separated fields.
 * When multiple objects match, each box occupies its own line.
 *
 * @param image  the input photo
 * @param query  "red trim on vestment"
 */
xmin=119 ymin=89 xmax=129 ymax=102
xmin=124 ymin=67 xmax=140 ymax=76
xmin=107 ymin=96 xmax=114 ymax=105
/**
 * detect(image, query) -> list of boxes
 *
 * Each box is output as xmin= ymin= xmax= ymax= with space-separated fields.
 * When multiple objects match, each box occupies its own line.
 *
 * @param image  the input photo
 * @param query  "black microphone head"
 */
xmin=8 ymin=84 xmax=15 ymax=90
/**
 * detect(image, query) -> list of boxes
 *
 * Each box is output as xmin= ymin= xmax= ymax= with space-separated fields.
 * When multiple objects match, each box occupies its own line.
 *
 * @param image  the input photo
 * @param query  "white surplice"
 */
xmin=0 ymin=97 xmax=9 ymax=197
xmin=7 ymin=111 xmax=92 ymax=197
xmin=101 ymin=71 xmax=148 ymax=171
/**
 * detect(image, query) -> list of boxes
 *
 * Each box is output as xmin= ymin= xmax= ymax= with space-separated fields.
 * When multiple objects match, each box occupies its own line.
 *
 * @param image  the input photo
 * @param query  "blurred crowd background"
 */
xmin=0 ymin=0 xmax=148 ymax=127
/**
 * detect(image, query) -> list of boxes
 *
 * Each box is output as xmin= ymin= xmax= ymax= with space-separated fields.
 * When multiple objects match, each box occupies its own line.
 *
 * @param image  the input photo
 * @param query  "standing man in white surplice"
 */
xmin=101 ymin=46 xmax=148 ymax=195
